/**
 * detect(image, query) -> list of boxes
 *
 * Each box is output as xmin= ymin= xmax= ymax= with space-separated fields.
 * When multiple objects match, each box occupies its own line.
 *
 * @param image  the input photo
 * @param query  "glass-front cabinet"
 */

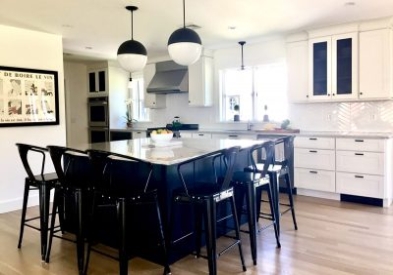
xmin=309 ymin=32 xmax=358 ymax=101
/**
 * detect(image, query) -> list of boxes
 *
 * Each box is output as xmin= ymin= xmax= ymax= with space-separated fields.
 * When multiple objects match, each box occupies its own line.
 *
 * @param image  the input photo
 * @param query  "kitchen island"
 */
xmin=70 ymin=137 xmax=281 ymax=264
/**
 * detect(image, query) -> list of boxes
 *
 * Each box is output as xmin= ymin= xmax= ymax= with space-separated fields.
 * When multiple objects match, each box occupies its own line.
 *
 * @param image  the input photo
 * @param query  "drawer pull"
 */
xmin=229 ymin=135 xmax=238 ymax=138
xmin=355 ymin=139 xmax=364 ymax=142
xmin=309 ymin=138 xmax=317 ymax=141
xmin=309 ymin=171 xmax=318 ymax=174
xmin=309 ymin=150 xmax=317 ymax=153
xmin=355 ymin=153 xmax=364 ymax=156
xmin=198 ymin=134 xmax=204 ymax=136
xmin=355 ymin=175 xmax=364 ymax=179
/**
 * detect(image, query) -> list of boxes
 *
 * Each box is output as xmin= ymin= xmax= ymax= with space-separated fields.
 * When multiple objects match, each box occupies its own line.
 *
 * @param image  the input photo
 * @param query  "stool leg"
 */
xmin=203 ymin=198 xmax=217 ymax=275
xmin=152 ymin=196 xmax=171 ymax=275
xmin=17 ymin=180 xmax=30 ymax=249
xmin=230 ymin=196 xmax=247 ymax=271
xmin=39 ymin=183 xmax=51 ymax=261
xmin=118 ymin=199 xmax=128 ymax=275
xmin=269 ymin=171 xmax=280 ymax=237
xmin=245 ymin=182 xmax=257 ymax=265
xmin=75 ymin=190 xmax=85 ymax=275
xmin=195 ymin=204 xmax=203 ymax=258
xmin=266 ymin=183 xmax=281 ymax=248
xmin=284 ymin=173 xmax=298 ymax=230
xmin=45 ymin=187 xmax=61 ymax=263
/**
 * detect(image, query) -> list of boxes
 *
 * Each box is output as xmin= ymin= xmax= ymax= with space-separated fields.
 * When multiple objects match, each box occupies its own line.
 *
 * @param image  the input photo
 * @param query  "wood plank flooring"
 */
xmin=1 ymin=195 xmax=392 ymax=275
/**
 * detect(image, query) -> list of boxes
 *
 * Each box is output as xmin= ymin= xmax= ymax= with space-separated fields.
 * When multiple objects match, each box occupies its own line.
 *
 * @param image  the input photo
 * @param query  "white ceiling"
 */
xmin=1 ymin=0 xmax=393 ymax=62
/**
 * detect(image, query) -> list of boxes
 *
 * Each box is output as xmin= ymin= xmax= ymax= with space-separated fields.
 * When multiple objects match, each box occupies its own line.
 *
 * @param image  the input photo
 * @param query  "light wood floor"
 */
xmin=1 ymin=195 xmax=393 ymax=275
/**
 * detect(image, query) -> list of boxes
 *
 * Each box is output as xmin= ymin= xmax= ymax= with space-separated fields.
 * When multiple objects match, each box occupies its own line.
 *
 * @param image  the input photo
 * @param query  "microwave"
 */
xmin=88 ymin=97 xmax=109 ymax=127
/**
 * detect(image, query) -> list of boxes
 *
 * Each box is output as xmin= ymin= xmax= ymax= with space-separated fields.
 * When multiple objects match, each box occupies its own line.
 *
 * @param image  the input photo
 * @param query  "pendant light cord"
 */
xmin=239 ymin=41 xmax=246 ymax=70
xmin=131 ymin=9 xmax=134 ymax=40
xmin=183 ymin=0 xmax=186 ymax=28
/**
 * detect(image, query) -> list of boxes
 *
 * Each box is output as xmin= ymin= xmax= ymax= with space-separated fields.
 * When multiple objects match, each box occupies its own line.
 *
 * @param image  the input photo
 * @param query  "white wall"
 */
xmin=0 ymin=24 xmax=66 ymax=213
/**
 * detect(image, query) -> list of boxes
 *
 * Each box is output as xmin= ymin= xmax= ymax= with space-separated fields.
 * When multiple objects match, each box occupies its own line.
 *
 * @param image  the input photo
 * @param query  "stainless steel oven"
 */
xmin=89 ymin=127 xmax=109 ymax=143
xmin=88 ymin=97 xmax=109 ymax=127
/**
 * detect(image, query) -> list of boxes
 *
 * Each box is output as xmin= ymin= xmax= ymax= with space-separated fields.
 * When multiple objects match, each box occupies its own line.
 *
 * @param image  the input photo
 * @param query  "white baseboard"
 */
xmin=296 ymin=188 xmax=340 ymax=201
xmin=0 ymin=194 xmax=40 ymax=214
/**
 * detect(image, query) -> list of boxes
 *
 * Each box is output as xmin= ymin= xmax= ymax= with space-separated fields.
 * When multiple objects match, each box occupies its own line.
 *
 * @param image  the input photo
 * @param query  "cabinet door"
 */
xmin=144 ymin=64 xmax=166 ymax=109
xmin=309 ymin=36 xmax=331 ymax=100
xmin=287 ymin=41 xmax=309 ymax=102
xmin=188 ymin=56 xmax=213 ymax=106
xmin=132 ymin=131 xmax=146 ymax=139
xmin=88 ymin=69 xmax=108 ymax=94
xmin=295 ymin=168 xmax=335 ymax=192
xmin=359 ymin=29 xmax=392 ymax=100
xmin=336 ymin=151 xmax=384 ymax=175
xmin=331 ymin=32 xmax=358 ymax=100
xmin=192 ymin=132 xmax=212 ymax=139
xmin=336 ymin=172 xmax=384 ymax=198
xmin=295 ymin=148 xmax=335 ymax=170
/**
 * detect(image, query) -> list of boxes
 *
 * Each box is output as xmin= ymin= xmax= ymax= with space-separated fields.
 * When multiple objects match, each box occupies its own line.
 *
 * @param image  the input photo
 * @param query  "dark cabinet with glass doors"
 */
xmin=309 ymin=33 xmax=358 ymax=101
xmin=88 ymin=69 xmax=108 ymax=94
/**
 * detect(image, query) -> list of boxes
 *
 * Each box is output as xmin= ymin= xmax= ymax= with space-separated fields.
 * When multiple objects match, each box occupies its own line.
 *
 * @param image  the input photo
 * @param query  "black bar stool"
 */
xmin=45 ymin=146 xmax=93 ymax=275
xmin=232 ymin=141 xmax=280 ymax=265
xmin=16 ymin=143 xmax=59 ymax=261
xmin=169 ymin=146 xmax=246 ymax=275
xmin=84 ymin=150 xmax=171 ymax=275
xmin=251 ymin=135 xmax=298 ymax=234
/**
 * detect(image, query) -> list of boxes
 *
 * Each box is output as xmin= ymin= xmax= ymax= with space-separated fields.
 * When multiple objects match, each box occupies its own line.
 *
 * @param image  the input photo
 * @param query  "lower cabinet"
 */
xmin=132 ymin=130 xmax=146 ymax=139
xmin=295 ymin=135 xmax=393 ymax=206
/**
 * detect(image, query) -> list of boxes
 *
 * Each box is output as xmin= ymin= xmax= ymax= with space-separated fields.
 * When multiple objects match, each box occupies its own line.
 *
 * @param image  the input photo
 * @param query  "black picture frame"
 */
xmin=0 ymin=66 xmax=59 ymax=127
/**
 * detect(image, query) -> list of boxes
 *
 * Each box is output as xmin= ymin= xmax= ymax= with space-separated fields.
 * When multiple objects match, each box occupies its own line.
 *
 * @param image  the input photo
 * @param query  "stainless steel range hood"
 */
xmin=147 ymin=60 xmax=188 ymax=94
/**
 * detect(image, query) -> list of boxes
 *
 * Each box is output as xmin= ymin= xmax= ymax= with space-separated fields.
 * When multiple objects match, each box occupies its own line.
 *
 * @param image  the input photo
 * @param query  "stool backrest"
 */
xmin=47 ymin=145 xmax=92 ymax=189
xmin=87 ymin=150 xmax=153 ymax=197
xmin=16 ymin=143 xmax=48 ymax=182
xmin=249 ymin=141 xmax=275 ymax=176
xmin=213 ymin=146 xmax=240 ymax=191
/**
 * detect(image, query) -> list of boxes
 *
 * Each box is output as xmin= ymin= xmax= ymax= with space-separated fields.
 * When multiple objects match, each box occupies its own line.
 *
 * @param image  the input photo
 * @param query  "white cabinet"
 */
xmin=188 ymin=56 xmax=213 ymax=106
xmin=359 ymin=29 xmax=393 ymax=100
xmin=335 ymin=138 xmax=389 ymax=200
xmin=286 ymin=40 xmax=309 ymax=102
xmin=211 ymin=133 xmax=256 ymax=140
xmin=132 ymin=130 xmax=146 ymax=139
xmin=88 ymin=68 xmax=108 ymax=96
xmin=294 ymin=136 xmax=336 ymax=192
xmin=143 ymin=63 xmax=166 ymax=109
xmin=192 ymin=132 xmax=212 ymax=139
xmin=308 ymin=32 xmax=358 ymax=101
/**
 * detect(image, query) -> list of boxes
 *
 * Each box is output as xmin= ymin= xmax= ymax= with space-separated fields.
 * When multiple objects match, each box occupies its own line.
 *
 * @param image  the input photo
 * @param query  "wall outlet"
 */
xmin=326 ymin=114 xmax=332 ymax=121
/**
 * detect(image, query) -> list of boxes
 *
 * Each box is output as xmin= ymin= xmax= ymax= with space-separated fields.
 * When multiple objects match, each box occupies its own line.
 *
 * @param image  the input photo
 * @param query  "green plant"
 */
xmin=124 ymin=111 xmax=137 ymax=126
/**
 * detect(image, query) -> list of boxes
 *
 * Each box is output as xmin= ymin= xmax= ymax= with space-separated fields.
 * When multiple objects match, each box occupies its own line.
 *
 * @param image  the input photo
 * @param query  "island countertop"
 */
xmin=74 ymin=137 xmax=275 ymax=165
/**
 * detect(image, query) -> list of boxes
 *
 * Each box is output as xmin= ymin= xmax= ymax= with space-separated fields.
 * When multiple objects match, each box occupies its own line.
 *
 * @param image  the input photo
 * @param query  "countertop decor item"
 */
xmin=117 ymin=6 xmax=147 ymax=73
xmin=150 ymin=129 xmax=173 ymax=145
xmin=167 ymin=0 xmax=202 ymax=66
xmin=234 ymin=104 xmax=240 ymax=121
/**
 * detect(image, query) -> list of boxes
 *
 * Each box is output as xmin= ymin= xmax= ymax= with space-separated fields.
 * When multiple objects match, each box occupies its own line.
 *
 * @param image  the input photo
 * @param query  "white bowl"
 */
xmin=150 ymin=132 xmax=173 ymax=144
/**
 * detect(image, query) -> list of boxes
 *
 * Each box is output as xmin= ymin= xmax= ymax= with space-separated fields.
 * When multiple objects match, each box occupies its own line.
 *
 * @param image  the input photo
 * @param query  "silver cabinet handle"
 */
xmin=309 ymin=171 xmax=318 ymax=174
xmin=355 ymin=175 xmax=364 ymax=179
xmin=355 ymin=139 xmax=364 ymax=142
xmin=355 ymin=153 xmax=364 ymax=156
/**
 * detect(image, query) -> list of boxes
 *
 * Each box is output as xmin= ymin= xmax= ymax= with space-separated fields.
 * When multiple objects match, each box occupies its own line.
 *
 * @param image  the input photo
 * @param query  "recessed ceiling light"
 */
xmin=62 ymin=24 xmax=73 ymax=28
xmin=228 ymin=26 xmax=236 ymax=30
xmin=344 ymin=2 xmax=356 ymax=6
xmin=85 ymin=46 xmax=93 ymax=50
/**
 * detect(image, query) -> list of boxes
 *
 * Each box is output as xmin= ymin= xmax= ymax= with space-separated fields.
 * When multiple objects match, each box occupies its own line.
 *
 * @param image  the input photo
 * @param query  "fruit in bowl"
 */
xmin=150 ymin=129 xmax=173 ymax=144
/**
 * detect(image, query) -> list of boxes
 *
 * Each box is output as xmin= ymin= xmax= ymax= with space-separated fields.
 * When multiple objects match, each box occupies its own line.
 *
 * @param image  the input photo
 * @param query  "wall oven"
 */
xmin=88 ymin=96 xmax=109 ymax=127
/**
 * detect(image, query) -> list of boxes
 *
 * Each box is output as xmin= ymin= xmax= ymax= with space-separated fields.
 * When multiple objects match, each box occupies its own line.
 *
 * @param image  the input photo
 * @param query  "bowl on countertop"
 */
xmin=150 ymin=132 xmax=173 ymax=145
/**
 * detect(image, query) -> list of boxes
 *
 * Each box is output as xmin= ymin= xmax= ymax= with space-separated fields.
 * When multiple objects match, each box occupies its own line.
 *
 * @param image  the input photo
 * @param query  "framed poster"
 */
xmin=0 ymin=66 xmax=59 ymax=126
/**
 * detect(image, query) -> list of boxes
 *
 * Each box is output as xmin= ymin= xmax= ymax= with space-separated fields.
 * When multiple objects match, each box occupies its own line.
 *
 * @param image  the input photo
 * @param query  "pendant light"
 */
xmin=117 ymin=6 xmax=147 ymax=73
xmin=167 ymin=0 xmax=202 ymax=66
xmin=239 ymin=41 xmax=246 ymax=70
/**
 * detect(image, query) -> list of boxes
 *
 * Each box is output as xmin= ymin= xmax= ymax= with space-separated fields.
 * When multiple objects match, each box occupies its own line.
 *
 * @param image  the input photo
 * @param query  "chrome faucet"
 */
xmin=247 ymin=121 xmax=254 ymax=131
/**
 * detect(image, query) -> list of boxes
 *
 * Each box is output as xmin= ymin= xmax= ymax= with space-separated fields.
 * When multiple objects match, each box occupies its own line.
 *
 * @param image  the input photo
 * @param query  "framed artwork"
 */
xmin=0 ymin=66 xmax=59 ymax=127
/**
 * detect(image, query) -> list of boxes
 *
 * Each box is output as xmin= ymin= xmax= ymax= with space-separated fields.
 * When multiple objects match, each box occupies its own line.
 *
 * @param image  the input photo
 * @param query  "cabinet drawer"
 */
xmin=295 ymin=148 xmax=335 ymax=170
xmin=295 ymin=136 xmax=335 ymax=149
xmin=192 ymin=133 xmax=212 ymax=139
xmin=336 ymin=151 xmax=384 ymax=175
xmin=336 ymin=172 xmax=384 ymax=198
xmin=336 ymin=138 xmax=385 ymax=152
xmin=295 ymin=168 xmax=335 ymax=192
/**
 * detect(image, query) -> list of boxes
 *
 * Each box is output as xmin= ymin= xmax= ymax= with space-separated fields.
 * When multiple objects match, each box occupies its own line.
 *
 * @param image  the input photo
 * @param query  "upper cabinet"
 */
xmin=143 ymin=63 xmax=166 ymax=109
xmin=308 ymin=32 xmax=358 ymax=101
xmin=88 ymin=68 xmax=108 ymax=96
xmin=286 ymin=38 xmax=309 ymax=103
xmin=359 ymin=28 xmax=392 ymax=100
xmin=188 ymin=55 xmax=214 ymax=106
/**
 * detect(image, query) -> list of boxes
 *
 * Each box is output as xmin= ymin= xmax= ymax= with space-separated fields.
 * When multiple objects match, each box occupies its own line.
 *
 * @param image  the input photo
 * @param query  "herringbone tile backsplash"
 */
xmin=289 ymin=101 xmax=393 ymax=132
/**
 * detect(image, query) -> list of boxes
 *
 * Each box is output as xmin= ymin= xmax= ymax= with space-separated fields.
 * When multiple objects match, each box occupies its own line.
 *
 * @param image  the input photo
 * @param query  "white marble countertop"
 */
xmin=297 ymin=131 xmax=393 ymax=139
xmin=75 ymin=137 xmax=272 ymax=165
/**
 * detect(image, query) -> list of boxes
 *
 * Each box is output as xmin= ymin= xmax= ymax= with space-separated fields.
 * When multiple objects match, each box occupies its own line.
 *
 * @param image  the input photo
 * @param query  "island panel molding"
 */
xmin=0 ymin=66 xmax=59 ymax=127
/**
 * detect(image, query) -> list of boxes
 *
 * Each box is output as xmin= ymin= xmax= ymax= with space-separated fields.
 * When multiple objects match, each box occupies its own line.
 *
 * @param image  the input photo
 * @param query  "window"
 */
xmin=220 ymin=62 xmax=287 ymax=122
xmin=128 ymin=76 xmax=150 ymax=122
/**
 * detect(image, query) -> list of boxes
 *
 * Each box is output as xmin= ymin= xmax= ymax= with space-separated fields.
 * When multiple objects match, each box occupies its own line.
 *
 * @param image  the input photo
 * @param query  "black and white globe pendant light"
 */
xmin=117 ymin=6 xmax=147 ymax=73
xmin=167 ymin=0 xmax=202 ymax=66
